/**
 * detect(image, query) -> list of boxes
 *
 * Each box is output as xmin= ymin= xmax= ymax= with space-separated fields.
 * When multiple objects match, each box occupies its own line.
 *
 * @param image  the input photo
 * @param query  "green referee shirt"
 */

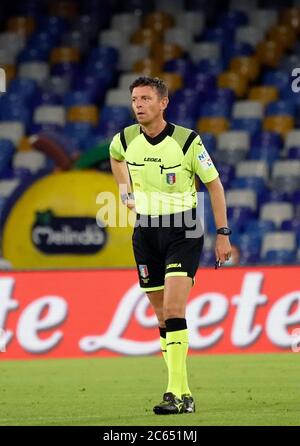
xmin=109 ymin=122 xmax=219 ymax=215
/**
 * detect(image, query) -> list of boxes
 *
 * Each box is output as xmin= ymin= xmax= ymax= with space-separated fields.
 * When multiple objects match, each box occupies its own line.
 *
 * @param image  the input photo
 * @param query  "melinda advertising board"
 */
xmin=0 ymin=267 xmax=300 ymax=360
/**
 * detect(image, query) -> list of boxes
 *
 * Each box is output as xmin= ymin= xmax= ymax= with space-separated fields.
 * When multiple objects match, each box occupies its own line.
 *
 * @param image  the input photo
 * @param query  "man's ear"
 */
xmin=161 ymin=96 xmax=169 ymax=111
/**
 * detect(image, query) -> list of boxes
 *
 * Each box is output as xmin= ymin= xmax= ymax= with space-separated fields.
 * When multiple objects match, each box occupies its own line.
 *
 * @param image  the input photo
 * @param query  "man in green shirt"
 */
xmin=110 ymin=76 xmax=232 ymax=415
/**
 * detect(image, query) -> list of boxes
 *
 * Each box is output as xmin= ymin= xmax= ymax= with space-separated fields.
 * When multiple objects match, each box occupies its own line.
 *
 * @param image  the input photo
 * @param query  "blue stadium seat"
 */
xmin=0 ymin=140 xmax=15 ymax=178
xmin=196 ymin=59 xmax=225 ymax=76
xmin=288 ymin=146 xmax=300 ymax=160
xmin=28 ymin=31 xmax=59 ymax=52
xmin=200 ymin=133 xmax=217 ymax=153
xmin=239 ymin=250 xmax=260 ymax=265
xmin=17 ymin=47 xmax=49 ymax=63
xmin=51 ymin=62 xmax=80 ymax=77
xmin=209 ymin=88 xmax=235 ymax=107
xmin=200 ymin=249 xmax=216 ymax=266
xmin=33 ymin=91 xmax=62 ymax=107
xmin=262 ymin=70 xmax=290 ymax=93
xmin=185 ymin=73 xmax=216 ymax=94
xmin=251 ymin=131 xmax=282 ymax=151
xmin=231 ymin=118 xmax=261 ymax=134
xmin=63 ymin=122 xmax=95 ymax=150
xmin=263 ymin=250 xmax=296 ymax=265
xmin=245 ymin=219 xmax=276 ymax=237
xmin=202 ymin=26 xmax=235 ymax=44
xmin=87 ymin=47 xmax=119 ymax=66
xmin=217 ymin=10 xmax=248 ymax=29
xmin=38 ymin=16 xmax=69 ymax=37
xmin=164 ymin=58 xmax=195 ymax=78
xmin=249 ymin=145 xmax=280 ymax=165
xmin=265 ymin=100 xmax=296 ymax=116
xmin=215 ymin=162 xmax=235 ymax=188
xmin=258 ymin=189 xmax=290 ymax=207
xmin=227 ymin=206 xmax=254 ymax=230
xmin=198 ymin=101 xmax=231 ymax=119
xmin=231 ymin=176 xmax=266 ymax=193
xmin=63 ymin=90 xmax=95 ymax=107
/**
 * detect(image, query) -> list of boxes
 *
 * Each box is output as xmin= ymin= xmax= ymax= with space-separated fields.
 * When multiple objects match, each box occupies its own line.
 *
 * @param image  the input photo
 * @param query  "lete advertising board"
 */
xmin=0 ymin=267 xmax=300 ymax=360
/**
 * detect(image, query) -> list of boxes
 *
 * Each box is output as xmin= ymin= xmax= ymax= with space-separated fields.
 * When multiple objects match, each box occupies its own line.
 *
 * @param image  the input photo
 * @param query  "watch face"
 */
xmin=218 ymin=228 xmax=231 ymax=235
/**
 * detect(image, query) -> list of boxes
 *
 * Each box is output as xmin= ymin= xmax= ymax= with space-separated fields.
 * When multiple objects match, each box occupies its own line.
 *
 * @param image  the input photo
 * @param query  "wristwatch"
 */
xmin=121 ymin=192 xmax=134 ymax=204
xmin=216 ymin=227 xmax=232 ymax=235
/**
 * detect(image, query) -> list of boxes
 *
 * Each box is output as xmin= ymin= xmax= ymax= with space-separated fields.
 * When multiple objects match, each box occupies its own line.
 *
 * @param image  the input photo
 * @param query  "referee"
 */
xmin=110 ymin=77 xmax=231 ymax=415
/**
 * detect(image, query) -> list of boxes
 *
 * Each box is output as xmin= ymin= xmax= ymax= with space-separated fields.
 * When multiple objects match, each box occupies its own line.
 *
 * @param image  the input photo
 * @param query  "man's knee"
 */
xmin=163 ymin=302 xmax=185 ymax=320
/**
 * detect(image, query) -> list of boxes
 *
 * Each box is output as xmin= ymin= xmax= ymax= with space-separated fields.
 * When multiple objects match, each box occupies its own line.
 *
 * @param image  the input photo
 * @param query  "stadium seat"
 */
xmin=0 ymin=32 xmax=25 ymax=55
xmin=106 ymin=89 xmax=131 ymax=107
xmin=231 ymin=176 xmax=266 ymax=193
xmin=157 ymin=73 xmax=183 ymax=93
xmin=34 ymin=105 xmax=66 ymax=126
xmin=281 ymin=7 xmax=300 ymax=33
xmin=131 ymin=28 xmax=162 ymax=49
xmin=164 ymin=58 xmax=195 ymax=78
xmin=0 ymin=178 xmax=20 ymax=197
xmin=230 ymin=56 xmax=260 ymax=82
xmin=226 ymin=189 xmax=257 ymax=211
xmin=190 ymin=42 xmax=220 ymax=63
xmin=268 ymin=24 xmax=296 ymax=49
xmin=236 ymin=160 xmax=269 ymax=181
xmin=119 ymin=45 xmax=149 ymax=71
xmin=249 ymin=9 xmax=278 ymax=32
xmin=143 ymin=11 xmax=175 ymax=33
xmin=248 ymin=86 xmax=279 ymax=105
xmin=6 ymin=15 xmax=36 ymax=35
xmin=262 ymin=250 xmax=296 ymax=265
xmin=218 ymin=71 xmax=248 ymax=97
xmin=263 ymin=115 xmax=295 ymax=137
xmin=285 ymin=130 xmax=300 ymax=151
xmin=231 ymin=118 xmax=261 ymax=135
xmin=175 ymin=11 xmax=205 ymax=36
xmin=151 ymin=42 xmax=183 ymax=65
xmin=154 ymin=0 xmax=184 ymax=14
xmin=233 ymin=100 xmax=264 ymax=119
xmin=111 ymin=13 xmax=140 ymax=34
xmin=19 ymin=62 xmax=50 ymax=85
xmin=236 ymin=26 xmax=264 ymax=47
xmin=197 ymin=117 xmax=229 ymax=136
xmin=262 ymin=70 xmax=291 ymax=93
xmin=261 ymin=231 xmax=296 ymax=257
xmin=165 ymin=28 xmax=193 ymax=50
xmin=49 ymin=1 xmax=78 ymax=18
xmin=67 ymin=105 xmax=99 ymax=126
xmin=133 ymin=58 xmax=162 ymax=77
xmin=12 ymin=150 xmax=47 ymax=173
xmin=227 ymin=206 xmax=254 ymax=229
xmin=0 ymin=122 xmax=24 ymax=145
xmin=260 ymin=202 xmax=294 ymax=228
xmin=218 ymin=131 xmax=250 ymax=152
xmin=0 ymin=48 xmax=16 ymax=65
xmin=99 ymin=30 xmax=129 ymax=50
xmin=272 ymin=160 xmax=300 ymax=179
xmin=256 ymin=40 xmax=283 ymax=68
xmin=50 ymin=47 xmax=80 ymax=64
xmin=119 ymin=73 xmax=142 ymax=90
xmin=265 ymin=100 xmax=295 ymax=116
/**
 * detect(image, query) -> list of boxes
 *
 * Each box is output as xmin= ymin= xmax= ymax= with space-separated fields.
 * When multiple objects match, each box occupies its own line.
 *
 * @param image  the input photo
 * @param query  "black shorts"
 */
xmin=132 ymin=208 xmax=204 ymax=292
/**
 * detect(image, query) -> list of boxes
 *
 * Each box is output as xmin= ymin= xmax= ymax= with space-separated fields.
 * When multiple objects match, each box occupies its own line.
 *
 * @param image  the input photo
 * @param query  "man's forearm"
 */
xmin=110 ymin=157 xmax=132 ymax=195
xmin=205 ymin=177 xmax=228 ymax=229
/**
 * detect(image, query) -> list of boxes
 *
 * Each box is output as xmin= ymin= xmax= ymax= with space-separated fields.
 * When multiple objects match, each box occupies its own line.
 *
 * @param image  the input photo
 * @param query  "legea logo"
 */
xmin=0 ymin=68 xmax=6 ymax=93
xmin=291 ymin=68 xmax=300 ymax=93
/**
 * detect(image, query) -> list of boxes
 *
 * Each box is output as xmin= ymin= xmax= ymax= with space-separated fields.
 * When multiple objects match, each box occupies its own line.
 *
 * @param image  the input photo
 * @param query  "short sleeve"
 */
xmin=109 ymin=133 xmax=126 ymax=161
xmin=185 ymin=134 xmax=219 ymax=183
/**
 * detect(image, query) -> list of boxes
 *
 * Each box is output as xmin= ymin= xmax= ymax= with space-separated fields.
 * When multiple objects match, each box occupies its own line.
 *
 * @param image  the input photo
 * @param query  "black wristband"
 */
xmin=217 ymin=227 xmax=232 ymax=235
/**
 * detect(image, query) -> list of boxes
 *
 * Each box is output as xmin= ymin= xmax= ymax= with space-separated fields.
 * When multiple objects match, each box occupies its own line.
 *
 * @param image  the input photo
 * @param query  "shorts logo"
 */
xmin=166 ymin=263 xmax=182 ymax=269
xmin=166 ymin=173 xmax=176 ymax=184
xmin=139 ymin=264 xmax=149 ymax=278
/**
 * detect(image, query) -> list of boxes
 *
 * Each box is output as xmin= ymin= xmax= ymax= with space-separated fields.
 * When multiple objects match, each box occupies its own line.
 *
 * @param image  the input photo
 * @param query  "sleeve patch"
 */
xmin=197 ymin=150 xmax=213 ymax=170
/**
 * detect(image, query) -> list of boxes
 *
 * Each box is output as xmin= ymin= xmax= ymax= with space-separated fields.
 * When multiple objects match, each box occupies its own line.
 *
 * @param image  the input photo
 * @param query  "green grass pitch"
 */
xmin=0 ymin=353 xmax=299 ymax=426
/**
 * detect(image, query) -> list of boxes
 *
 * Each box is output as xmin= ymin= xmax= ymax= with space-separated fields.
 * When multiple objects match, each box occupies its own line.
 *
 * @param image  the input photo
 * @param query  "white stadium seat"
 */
xmin=106 ymin=88 xmax=131 ymax=107
xmin=233 ymin=100 xmax=264 ymax=119
xmin=226 ymin=189 xmax=257 ymax=211
xmin=261 ymin=231 xmax=296 ymax=256
xmin=0 ymin=122 xmax=24 ymax=145
xmin=260 ymin=203 xmax=294 ymax=228
xmin=236 ymin=161 xmax=269 ymax=181
xmin=13 ymin=150 xmax=47 ymax=174
xmin=218 ymin=131 xmax=250 ymax=151
xmin=19 ymin=62 xmax=49 ymax=85
xmin=34 ymin=105 xmax=66 ymax=126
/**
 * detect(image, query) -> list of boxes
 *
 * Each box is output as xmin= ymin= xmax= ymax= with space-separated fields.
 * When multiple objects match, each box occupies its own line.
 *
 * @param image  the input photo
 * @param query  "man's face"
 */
xmin=131 ymin=85 xmax=168 ymax=125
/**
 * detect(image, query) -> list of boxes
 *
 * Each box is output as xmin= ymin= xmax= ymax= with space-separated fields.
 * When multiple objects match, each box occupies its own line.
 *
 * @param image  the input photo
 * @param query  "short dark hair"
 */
xmin=129 ymin=76 xmax=168 ymax=98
